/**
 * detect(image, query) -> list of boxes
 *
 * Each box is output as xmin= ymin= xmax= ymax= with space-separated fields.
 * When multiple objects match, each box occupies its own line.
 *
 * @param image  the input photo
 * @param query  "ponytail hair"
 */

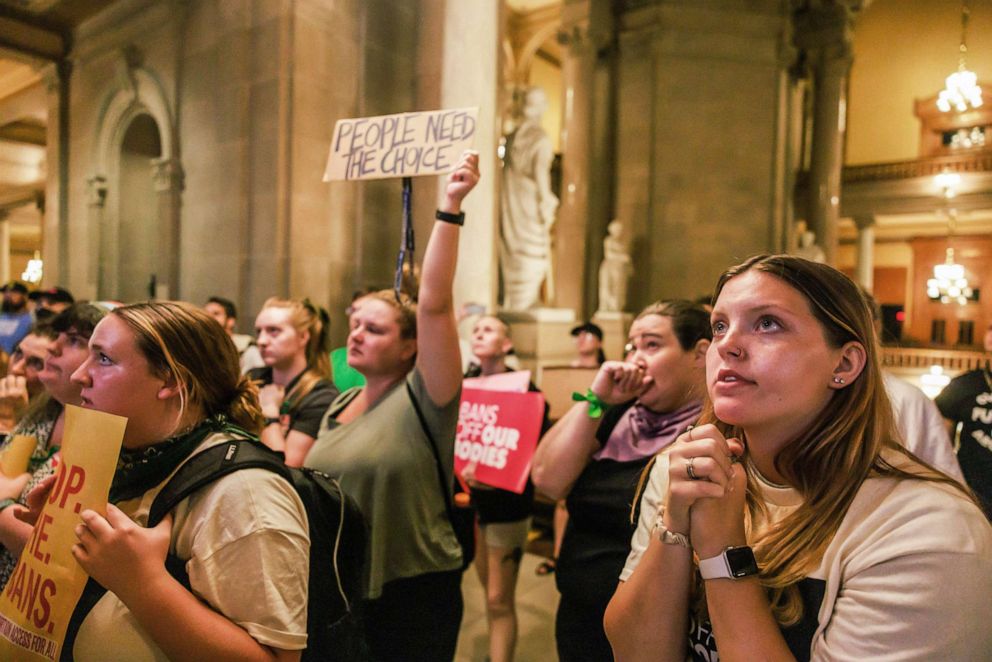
xmin=259 ymin=297 xmax=332 ymax=413
xmin=112 ymin=301 xmax=264 ymax=433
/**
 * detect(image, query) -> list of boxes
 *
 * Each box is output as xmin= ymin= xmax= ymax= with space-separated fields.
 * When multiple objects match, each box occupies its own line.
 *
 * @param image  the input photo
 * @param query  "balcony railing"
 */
xmin=881 ymin=346 xmax=990 ymax=373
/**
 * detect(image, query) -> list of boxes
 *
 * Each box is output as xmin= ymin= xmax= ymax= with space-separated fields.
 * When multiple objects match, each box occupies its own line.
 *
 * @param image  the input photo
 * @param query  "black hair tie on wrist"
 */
xmin=435 ymin=209 xmax=465 ymax=226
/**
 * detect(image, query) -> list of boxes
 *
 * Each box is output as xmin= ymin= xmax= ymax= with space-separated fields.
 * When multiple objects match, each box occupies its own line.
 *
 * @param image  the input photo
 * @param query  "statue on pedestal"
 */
xmin=597 ymin=219 xmax=632 ymax=313
xmin=500 ymin=87 xmax=558 ymax=311
xmin=793 ymin=221 xmax=826 ymax=263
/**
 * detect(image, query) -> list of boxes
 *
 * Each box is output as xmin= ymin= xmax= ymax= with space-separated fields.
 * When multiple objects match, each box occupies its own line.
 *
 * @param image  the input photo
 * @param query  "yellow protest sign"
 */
xmin=323 ymin=107 xmax=478 ymax=181
xmin=1 ymin=435 xmax=36 ymax=477
xmin=0 ymin=405 xmax=126 ymax=661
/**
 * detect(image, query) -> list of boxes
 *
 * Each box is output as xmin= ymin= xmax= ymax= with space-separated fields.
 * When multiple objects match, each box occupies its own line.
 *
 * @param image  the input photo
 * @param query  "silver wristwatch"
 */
xmin=698 ymin=546 xmax=759 ymax=580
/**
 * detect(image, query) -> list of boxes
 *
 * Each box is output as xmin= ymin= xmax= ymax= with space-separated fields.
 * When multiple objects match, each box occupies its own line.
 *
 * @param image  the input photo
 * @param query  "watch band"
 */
xmin=264 ymin=417 xmax=281 ymax=427
xmin=652 ymin=520 xmax=691 ymax=548
xmin=698 ymin=545 xmax=759 ymax=580
xmin=435 ymin=209 xmax=465 ymax=225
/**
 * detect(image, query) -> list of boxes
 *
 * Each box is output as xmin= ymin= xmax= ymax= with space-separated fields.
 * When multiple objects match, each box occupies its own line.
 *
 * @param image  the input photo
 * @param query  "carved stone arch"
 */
xmin=88 ymin=56 xmax=182 ymax=301
xmin=515 ymin=22 xmax=561 ymax=86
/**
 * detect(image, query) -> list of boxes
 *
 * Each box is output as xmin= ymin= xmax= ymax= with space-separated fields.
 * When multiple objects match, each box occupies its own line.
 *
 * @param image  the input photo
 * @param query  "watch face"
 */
xmin=725 ymin=546 xmax=759 ymax=578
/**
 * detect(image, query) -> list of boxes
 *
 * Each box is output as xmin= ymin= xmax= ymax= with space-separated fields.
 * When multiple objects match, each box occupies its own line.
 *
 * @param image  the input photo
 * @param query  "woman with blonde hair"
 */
xmin=57 ymin=301 xmax=309 ymax=660
xmin=251 ymin=297 xmax=337 ymax=466
xmin=306 ymin=150 xmax=480 ymax=661
xmin=604 ymin=255 xmax=992 ymax=660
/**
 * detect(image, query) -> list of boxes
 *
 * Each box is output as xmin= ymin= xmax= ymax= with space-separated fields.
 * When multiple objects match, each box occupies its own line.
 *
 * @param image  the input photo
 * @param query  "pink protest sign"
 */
xmin=463 ymin=370 xmax=531 ymax=393
xmin=454 ymin=388 xmax=545 ymax=494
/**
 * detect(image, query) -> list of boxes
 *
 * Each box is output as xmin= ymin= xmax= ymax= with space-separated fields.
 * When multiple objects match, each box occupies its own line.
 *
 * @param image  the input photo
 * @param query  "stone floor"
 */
xmin=455 ymin=552 xmax=560 ymax=662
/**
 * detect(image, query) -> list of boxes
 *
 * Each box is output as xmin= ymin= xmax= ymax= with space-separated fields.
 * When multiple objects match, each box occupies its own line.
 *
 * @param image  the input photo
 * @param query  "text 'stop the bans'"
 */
xmin=323 ymin=107 xmax=478 ymax=182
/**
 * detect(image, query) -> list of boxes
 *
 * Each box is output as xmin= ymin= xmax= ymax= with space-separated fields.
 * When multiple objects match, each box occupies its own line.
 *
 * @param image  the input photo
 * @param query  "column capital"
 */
xmin=152 ymin=157 xmax=185 ymax=193
xmin=558 ymin=0 xmax=613 ymax=55
xmin=86 ymin=176 xmax=107 ymax=208
xmin=854 ymin=214 xmax=876 ymax=230
xmin=793 ymin=2 xmax=856 ymax=67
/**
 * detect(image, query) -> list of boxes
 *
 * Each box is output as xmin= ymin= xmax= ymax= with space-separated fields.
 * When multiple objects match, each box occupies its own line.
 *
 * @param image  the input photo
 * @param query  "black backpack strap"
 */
xmin=405 ymin=382 xmax=454 ymax=516
xmin=148 ymin=439 xmax=291 ymax=527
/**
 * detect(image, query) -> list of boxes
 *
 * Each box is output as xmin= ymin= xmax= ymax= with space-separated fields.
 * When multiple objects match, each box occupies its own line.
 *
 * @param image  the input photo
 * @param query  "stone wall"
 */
xmin=614 ymin=0 xmax=792 ymax=308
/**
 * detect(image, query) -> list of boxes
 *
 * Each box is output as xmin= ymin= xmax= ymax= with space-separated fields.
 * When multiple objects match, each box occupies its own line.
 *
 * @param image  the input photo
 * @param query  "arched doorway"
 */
xmin=108 ymin=113 xmax=162 ymax=302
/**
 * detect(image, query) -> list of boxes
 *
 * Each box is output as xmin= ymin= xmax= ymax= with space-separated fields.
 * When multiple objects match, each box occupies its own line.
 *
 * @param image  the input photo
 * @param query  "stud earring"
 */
xmin=833 ymin=377 xmax=845 ymax=384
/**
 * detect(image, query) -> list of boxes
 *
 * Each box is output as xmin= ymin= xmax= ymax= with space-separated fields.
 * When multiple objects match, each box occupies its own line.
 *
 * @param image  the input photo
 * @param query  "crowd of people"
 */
xmin=0 ymin=150 xmax=989 ymax=661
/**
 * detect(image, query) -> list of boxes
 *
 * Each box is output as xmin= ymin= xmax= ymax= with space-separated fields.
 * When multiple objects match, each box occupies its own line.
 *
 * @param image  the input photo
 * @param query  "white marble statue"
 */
xmin=598 ymin=219 xmax=632 ymax=313
xmin=500 ymin=87 xmax=558 ymax=310
xmin=794 ymin=222 xmax=826 ymax=263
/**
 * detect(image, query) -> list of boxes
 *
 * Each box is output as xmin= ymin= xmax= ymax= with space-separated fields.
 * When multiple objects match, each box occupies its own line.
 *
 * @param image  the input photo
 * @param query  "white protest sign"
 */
xmin=323 ymin=107 xmax=478 ymax=181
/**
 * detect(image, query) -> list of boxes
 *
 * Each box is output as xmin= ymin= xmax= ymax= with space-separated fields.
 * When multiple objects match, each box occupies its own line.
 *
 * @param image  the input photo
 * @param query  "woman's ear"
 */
xmin=399 ymin=338 xmax=418 ymax=363
xmin=156 ymin=372 xmax=181 ymax=401
xmin=829 ymin=341 xmax=867 ymax=389
xmin=693 ymin=339 xmax=711 ymax=365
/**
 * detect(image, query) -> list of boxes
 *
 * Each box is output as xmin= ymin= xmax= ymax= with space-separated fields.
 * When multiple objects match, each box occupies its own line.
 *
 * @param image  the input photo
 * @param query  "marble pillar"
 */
xmin=85 ymin=176 xmax=107 ymax=301
xmin=796 ymin=4 xmax=854 ymax=266
xmin=441 ymin=0 xmax=501 ymax=313
xmin=152 ymin=156 xmax=184 ymax=300
xmin=42 ymin=61 xmax=68 ymax=287
xmin=854 ymin=215 xmax=875 ymax=291
xmin=0 ymin=211 xmax=9 ymax=284
xmin=556 ymin=0 xmax=613 ymax=318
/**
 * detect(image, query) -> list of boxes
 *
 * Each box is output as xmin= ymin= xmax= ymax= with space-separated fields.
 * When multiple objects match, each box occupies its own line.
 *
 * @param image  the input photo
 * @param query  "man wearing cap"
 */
xmin=570 ymin=322 xmax=606 ymax=368
xmin=0 ymin=282 xmax=33 ymax=355
xmin=28 ymin=286 xmax=74 ymax=322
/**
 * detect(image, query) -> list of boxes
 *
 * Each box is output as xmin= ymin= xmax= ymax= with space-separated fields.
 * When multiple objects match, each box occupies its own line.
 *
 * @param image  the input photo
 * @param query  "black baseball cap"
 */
xmin=29 ymin=286 xmax=75 ymax=304
xmin=0 ymin=281 xmax=28 ymax=295
xmin=570 ymin=322 xmax=603 ymax=340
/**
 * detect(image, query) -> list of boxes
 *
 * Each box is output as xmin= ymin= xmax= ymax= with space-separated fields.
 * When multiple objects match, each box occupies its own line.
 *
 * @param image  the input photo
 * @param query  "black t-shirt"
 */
xmin=463 ymin=365 xmax=551 ymax=524
xmin=935 ymin=368 xmax=992 ymax=516
xmin=556 ymin=402 xmax=643 ymax=609
xmin=248 ymin=367 xmax=338 ymax=439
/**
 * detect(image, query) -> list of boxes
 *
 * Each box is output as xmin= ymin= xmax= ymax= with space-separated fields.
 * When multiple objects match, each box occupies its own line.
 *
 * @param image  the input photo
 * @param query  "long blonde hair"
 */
xmin=699 ymin=255 xmax=971 ymax=625
xmin=113 ymin=301 xmax=263 ymax=433
xmin=259 ymin=297 xmax=332 ymax=412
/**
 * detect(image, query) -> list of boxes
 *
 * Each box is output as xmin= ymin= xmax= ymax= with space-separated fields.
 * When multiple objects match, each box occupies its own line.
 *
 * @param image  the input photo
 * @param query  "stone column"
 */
xmin=41 ymin=61 xmax=69 ymax=286
xmin=441 ymin=1 xmax=502 ymax=313
xmin=0 ymin=211 xmax=9 ymax=284
xmin=854 ymin=215 xmax=875 ymax=291
xmin=152 ymin=157 xmax=184 ymax=300
xmin=556 ymin=0 xmax=613 ymax=317
xmin=86 ymin=176 xmax=107 ymax=300
xmin=795 ymin=4 xmax=854 ymax=266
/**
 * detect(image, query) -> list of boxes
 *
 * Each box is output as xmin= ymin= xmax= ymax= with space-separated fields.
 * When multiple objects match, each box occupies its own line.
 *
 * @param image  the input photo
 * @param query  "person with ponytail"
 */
xmin=250 ymin=297 xmax=337 ymax=467
xmin=59 ymin=301 xmax=309 ymax=661
xmin=306 ymin=150 xmax=480 ymax=662
xmin=604 ymin=255 xmax=992 ymax=661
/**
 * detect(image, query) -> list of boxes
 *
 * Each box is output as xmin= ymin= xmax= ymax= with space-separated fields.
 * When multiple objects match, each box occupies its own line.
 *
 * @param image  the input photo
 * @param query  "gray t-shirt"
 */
xmin=306 ymin=368 xmax=462 ymax=599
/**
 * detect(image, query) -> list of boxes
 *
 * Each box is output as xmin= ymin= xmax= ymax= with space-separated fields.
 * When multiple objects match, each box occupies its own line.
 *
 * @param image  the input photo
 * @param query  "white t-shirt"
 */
xmin=884 ymin=371 xmax=965 ymax=483
xmin=621 ymin=451 xmax=992 ymax=660
xmin=72 ymin=434 xmax=310 ymax=661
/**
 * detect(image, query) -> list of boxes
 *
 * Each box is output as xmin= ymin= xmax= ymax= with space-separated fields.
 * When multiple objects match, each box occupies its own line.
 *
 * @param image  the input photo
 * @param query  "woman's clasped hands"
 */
xmin=664 ymin=424 xmax=748 ymax=558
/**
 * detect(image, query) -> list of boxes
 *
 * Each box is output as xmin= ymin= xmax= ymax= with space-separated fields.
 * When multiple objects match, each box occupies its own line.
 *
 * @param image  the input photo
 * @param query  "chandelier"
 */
xmin=937 ymin=0 xmax=983 ymax=113
xmin=926 ymin=177 xmax=972 ymax=306
xmin=927 ymin=247 xmax=973 ymax=305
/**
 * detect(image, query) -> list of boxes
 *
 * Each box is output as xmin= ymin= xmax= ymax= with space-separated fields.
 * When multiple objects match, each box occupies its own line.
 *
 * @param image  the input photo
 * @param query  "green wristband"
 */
xmin=572 ymin=389 xmax=606 ymax=419
xmin=0 ymin=498 xmax=17 ymax=512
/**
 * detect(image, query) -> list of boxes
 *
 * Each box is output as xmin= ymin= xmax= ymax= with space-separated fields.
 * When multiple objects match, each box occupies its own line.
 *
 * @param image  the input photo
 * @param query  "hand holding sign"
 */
xmin=72 ymin=505 xmax=173 ymax=606
xmin=441 ymin=150 xmax=480 ymax=212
